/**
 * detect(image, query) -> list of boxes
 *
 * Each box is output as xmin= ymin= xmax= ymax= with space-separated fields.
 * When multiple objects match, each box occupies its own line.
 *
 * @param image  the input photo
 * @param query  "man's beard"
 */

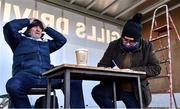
xmin=29 ymin=33 xmax=41 ymax=39
xmin=122 ymin=42 xmax=140 ymax=52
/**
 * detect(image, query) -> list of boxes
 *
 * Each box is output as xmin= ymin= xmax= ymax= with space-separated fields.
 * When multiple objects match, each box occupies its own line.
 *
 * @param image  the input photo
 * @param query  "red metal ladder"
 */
xmin=149 ymin=5 xmax=180 ymax=108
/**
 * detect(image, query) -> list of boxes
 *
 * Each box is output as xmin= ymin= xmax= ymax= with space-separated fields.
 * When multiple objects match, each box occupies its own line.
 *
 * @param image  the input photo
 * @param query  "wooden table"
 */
xmin=43 ymin=64 xmax=146 ymax=108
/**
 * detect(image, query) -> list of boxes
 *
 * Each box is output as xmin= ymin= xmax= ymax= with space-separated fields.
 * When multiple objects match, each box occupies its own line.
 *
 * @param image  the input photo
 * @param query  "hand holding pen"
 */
xmin=112 ymin=59 xmax=134 ymax=72
xmin=112 ymin=60 xmax=119 ymax=70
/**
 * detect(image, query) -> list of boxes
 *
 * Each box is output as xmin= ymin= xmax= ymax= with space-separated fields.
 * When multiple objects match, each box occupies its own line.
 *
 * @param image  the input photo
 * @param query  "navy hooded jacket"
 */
xmin=3 ymin=18 xmax=67 ymax=76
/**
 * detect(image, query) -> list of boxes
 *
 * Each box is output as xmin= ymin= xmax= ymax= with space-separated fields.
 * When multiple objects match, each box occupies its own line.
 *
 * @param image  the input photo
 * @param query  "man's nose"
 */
xmin=126 ymin=42 xmax=130 ymax=46
xmin=36 ymin=27 xmax=42 ymax=32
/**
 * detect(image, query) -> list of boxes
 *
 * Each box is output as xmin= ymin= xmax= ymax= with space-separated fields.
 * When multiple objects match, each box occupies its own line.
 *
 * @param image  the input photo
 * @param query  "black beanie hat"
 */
xmin=122 ymin=13 xmax=142 ymax=41
xmin=27 ymin=19 xmax=44 ymax=31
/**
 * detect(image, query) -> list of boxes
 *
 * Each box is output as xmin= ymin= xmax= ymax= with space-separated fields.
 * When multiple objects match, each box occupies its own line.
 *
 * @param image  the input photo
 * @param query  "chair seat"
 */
xmin=27 ymin=88 xmax=48 ymax=95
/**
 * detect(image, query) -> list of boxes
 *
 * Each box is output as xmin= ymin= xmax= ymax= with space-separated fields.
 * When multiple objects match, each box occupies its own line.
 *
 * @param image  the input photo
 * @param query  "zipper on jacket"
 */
xmin=37 ymin=41 xmax=42 ymax=67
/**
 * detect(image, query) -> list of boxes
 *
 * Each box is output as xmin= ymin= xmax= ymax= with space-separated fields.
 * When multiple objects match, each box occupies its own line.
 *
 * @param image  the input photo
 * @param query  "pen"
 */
xmin=112 ymin=60 xmax=118 ymax=66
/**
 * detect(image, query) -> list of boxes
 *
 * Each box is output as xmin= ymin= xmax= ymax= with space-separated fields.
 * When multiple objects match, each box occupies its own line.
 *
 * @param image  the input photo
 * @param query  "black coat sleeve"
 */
xmin=132 ymin=42 xmax=161 ymax=79
xmin=97 ymin=42 xmax=115 ymax=68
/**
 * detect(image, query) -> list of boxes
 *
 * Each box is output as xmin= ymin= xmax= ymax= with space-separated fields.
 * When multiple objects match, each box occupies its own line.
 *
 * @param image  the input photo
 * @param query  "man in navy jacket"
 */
xmin=3 ymin=18 xmax=85 ymax=108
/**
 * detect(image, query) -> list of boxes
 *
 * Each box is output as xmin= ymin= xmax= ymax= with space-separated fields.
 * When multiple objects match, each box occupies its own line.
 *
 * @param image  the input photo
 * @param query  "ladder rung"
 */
xmin=153 ymin=46 xmax=169 ymax=53
xmin=153 ymin=25 xmax=172 ymax=33
xmin=152 ymin=89 xmax=170 ymax=93
xmin=150 ymin=34 xmax=168 ymax=42
xmin=148 ymin=107 xmax=171 ymax=108
xmin=148 ymin=75 xmax=169 ymax=79
xmin=167 ymin=89 xmax=171 ymax=93
xmin=159 ymin=59 xmax=170 ymax=64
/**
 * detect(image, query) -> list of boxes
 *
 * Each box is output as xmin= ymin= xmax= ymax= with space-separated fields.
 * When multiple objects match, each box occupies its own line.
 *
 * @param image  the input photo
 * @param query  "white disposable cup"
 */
xmin=75 ymin=48 xmax=88 ymax=65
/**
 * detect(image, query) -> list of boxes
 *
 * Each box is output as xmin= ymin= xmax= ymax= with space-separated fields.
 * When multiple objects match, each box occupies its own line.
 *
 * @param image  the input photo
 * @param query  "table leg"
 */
xmin=113 ymin=81 xmax=117 ymax=108
xmin=64 ymin=70 xmax=70 ymax=108
xmin=137 ymin=76 xmax=143 ymax=108
xmin=46 ymin=78 xmax=51 ymax=108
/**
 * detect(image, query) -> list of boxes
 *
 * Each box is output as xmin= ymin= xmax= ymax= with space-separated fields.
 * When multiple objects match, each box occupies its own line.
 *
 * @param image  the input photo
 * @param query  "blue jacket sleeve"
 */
xmin=45 ymin=27 xmax=67 ymax=53
xmin=3 ymin=18 xmax=30 ymax=52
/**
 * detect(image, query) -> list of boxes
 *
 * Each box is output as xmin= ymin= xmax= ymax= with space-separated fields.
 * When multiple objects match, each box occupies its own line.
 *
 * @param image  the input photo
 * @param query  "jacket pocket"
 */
xmin=141 ymin=80 xmax=152 ymax=107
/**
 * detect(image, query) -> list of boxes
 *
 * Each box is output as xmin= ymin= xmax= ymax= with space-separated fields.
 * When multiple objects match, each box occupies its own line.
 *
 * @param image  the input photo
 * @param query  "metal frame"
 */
xmin=100 ymin=0 xmax=118 ymax=15
xmin=0 ymin=94 xmax=9 ymax=108
xmin=44 ymin=64 xmax=145 ymax=108
xmin=37 ymin=0 xmax=124 ymax=26
xmin=142 ymin=2 xmax=180 ymax=24
xmin=140 ymin=0 xmax=171 ymax=15
xmin=86 ymin=0 xmax=96 ymax=10
xmin=70 ymin=0 xmax=77 ymax=4
xmin=36 ymin=0 xmax=178 ymax=26
xmin=115 ymin=0 xmax=147 ymax=19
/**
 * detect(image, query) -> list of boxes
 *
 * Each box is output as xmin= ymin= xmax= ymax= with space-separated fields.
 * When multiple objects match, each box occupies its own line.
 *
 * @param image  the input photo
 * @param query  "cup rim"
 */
xmin=75 ymin=48 xmax=88 ymax=52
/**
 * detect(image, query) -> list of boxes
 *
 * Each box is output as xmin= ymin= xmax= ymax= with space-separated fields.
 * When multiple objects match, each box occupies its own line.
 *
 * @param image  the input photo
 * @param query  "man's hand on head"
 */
xmin=29 ymin=18 xmax=35 ymax=24
xmin=42 ymin=21 xmax=47 ymax=30
xmin=29 ymin=18 xmax=47 ymax=30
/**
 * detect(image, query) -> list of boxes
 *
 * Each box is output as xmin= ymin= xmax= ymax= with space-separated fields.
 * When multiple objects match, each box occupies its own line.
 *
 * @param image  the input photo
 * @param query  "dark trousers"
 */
xmin=91 ymin=83 xmax=139 ymax=108
xmin=6 ymin=72 xmax=85 ymax=108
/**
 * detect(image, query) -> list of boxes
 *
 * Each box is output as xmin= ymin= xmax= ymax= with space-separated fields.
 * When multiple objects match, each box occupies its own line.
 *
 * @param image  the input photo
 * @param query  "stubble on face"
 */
xmin=29 ymin=26 xmax=42 ymax=39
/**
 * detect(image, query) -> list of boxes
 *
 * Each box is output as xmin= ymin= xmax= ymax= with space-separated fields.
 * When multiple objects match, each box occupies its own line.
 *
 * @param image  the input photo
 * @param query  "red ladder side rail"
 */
xmin=165 ymin=6 xmax=174 ymax=108
xmin=169 ymin=15 xmax=180 ymax=41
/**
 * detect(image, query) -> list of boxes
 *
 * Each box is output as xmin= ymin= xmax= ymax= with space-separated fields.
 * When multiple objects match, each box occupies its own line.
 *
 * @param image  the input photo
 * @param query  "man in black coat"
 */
xmin=91 ymin=13 xmax=161 ymax=108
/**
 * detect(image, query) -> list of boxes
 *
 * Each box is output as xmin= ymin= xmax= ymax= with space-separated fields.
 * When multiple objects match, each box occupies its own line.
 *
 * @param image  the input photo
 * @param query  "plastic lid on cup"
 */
xmin=75 ymin=48 xmax=88 ymax=52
